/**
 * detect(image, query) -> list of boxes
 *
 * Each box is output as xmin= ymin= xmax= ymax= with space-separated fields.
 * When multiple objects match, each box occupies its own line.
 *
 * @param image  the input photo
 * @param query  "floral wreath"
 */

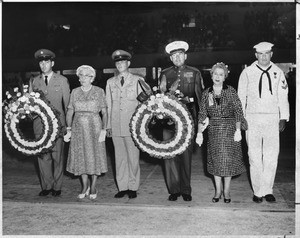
xmin=3 ymin=86 xmax=62 ymax=156
xmin=130 ymin=89 xmax=195 ymax=159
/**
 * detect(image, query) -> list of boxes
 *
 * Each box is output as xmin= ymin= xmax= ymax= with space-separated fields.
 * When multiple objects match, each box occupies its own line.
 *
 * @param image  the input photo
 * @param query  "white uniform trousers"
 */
xmin=112 ymin=136 xmax=140 ymax=191
xmin=246 ymin=114 xmax=279 ymax=197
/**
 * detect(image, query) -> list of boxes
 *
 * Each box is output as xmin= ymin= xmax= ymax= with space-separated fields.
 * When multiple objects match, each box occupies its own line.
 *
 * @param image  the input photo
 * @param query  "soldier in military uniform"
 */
xmin=238 ymin=42 xmax=290 ymax=203
xmin=159 ymin=41 xmax=203 ymax=201
xmin=106 ymin=50 xmax=148 ymax=199
xmin=29 ymin=49 xmax=70 ymax=197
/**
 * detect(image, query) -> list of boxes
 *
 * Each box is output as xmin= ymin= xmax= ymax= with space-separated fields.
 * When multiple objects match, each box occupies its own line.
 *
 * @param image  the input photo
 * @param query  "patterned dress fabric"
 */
xmin=198 ymin=84 xmax=246 ymax=177
xmin=66 ymin=86 xmax=108 ymax=176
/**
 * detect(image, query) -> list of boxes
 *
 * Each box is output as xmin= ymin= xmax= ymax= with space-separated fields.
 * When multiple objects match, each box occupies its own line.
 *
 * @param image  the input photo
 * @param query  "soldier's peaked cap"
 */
xmin=165 ymin=41 xmax=189 ymax=55
xmin=34 ymin=49 xmax=55 ymax=61
xmin=112 ymin=50 xmax=132 ymax=62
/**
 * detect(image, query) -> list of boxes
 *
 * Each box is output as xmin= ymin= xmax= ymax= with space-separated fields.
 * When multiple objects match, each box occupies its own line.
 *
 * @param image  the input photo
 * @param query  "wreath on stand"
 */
xmin=2 ymin=86 xmax=62 ymax=156
xmin=130 ymin=88 xmax=195 ymax=159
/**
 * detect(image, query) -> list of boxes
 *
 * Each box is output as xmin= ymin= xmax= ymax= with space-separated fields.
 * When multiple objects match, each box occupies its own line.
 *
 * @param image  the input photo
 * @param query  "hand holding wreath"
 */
xmin=3 ymin=86 xmax=62 ymax=156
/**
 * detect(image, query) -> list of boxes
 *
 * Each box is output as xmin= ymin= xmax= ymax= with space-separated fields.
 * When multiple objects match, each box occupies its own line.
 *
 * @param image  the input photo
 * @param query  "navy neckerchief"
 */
xmin=256 ymin=64 xmax=273 ymax=98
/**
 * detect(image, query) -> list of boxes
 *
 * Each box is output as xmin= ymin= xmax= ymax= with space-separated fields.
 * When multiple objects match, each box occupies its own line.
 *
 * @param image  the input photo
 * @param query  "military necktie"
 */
xmin=256 ymin=64 xmax=272 ymax=98
xmin=45 ymin=75 xmax=48 ymax=86
xmin=120 ymin=76 xmax=124 ymax=86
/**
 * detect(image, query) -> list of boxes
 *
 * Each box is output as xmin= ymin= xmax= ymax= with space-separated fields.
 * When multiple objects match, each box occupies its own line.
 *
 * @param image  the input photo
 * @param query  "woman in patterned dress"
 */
xmin=197 ymin=62 xmax=247 ymax=203
xmin=66 ymin=65 xmax=108 ymax=200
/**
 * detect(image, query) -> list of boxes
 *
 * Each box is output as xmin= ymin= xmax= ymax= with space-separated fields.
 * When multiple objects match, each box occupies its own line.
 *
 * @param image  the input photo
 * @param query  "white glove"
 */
xmin=234 ymin=129 xmax=242 ymax=142
xmin=196 ymin=132 xmax=203 ymax=147
xmin=201 ymin=117 xmax=209 ymax=132
xmin=98 ymin=129 xmax=107 ymax=142
xmin=64 ymin=131 xmax=71 ymax=142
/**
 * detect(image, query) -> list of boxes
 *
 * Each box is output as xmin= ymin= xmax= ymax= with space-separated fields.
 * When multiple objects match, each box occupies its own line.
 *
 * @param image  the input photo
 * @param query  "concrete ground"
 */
xmin=2 ymin=126 xmax=296 ymax=237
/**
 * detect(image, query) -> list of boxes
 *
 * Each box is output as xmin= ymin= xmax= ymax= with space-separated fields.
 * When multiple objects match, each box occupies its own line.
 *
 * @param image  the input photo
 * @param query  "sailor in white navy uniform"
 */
xmin=237 ymin=42 xmax=289 ymax=203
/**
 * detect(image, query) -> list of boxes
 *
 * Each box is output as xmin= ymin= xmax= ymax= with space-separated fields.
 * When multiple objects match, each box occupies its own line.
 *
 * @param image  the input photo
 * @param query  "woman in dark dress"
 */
xmin=197 ymin=62 xmax=247 ymax=203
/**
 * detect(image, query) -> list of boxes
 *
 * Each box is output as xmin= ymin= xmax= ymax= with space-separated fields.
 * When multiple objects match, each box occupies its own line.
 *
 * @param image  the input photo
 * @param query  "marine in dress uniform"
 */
xmin=29 ymin=49 xmax=70 ymax=196
xmin=159 ymin=41 xmax=203 ymax=201
xmin=237 ymin=42 xmax=289 ymax=203
xmin=106 ymin=50 xmax=147 ymax=199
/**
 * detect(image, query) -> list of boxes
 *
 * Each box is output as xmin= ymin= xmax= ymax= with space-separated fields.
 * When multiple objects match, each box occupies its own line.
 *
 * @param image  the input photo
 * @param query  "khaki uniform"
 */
xmin=238 ymin=61 xmax=289 ymax=197
xmin=30 ymin=72 xmax=70 ymax=191
xmin=106 ymin=72 xmax=144 ymax=191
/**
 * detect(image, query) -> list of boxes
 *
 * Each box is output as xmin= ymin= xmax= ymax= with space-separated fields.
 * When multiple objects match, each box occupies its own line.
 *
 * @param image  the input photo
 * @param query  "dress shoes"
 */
xmin=212 ymin=196 xmax=221 ymax=203
xmin=52 ymin=190 xmax=62 ymax=197
xmin=39 ymin=189 xmax=53 ymax=196
xmin=89 ymin=189 xmax=98 ymax=200
xmin=224 ymin=198 xmax=231 ymax=203
xmin=182 ymin=194 xmax=192 ymax=201
xmin=77 ymin=187 xmax=90 ymax=199
xmin=168 ymin=193 xmax=180 ymax=201
xmin=265 ymin=194 xmax=276 ymax=203
xmin=253 ymin=195 xmax=263 ymax=203
xmin=128 ymin=190 xmax=137 ymax=199
xmin=114 ymin=190 xmax=128 ymax=198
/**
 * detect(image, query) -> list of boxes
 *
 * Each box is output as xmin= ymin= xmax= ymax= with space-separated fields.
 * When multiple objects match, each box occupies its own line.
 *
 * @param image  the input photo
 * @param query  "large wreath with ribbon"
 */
xmin=3 ymin=86 xmax=62 ymax=156
xmin=130 ymin=92 xmax=195 ymax=159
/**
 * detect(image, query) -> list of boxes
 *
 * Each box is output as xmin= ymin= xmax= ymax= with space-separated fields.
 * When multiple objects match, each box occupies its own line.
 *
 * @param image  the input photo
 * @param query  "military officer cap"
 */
xmin=34 ymin=49 xmax=56 ymax=61
xmin=253 ymin=42 xmax=274 ymax=53
xmin=165 ymin=41 xmax=189 ymax=55
xmin=111 ymin=49 xmax=132 ymax=62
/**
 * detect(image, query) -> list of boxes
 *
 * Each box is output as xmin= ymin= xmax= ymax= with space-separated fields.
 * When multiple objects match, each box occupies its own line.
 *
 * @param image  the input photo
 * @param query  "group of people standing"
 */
xmin=28 ymin=39 xmax=289 ymax=204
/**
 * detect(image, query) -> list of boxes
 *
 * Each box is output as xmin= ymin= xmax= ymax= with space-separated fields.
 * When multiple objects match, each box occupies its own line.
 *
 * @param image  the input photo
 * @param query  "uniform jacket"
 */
xmin=159 ymin=65 xmax=203 ymax=107
xmin=159 ymin=64 xmax=203 ymax=120
xmin=238 ymin=61 xmax=289 ymax=121
xmin=106 ymin=72 xmax=144 ymax=136
xmin=30 ymin=72 xmax=70 ymax=126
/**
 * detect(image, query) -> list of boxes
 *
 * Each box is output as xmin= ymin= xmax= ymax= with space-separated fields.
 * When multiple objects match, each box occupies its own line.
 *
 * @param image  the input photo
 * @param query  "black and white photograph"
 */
xmin=1 ymin=0 xmax=298 ymax=237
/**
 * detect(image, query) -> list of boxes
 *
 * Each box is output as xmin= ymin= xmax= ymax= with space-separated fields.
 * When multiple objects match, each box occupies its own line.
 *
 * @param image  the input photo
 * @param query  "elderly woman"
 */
xmin=197 ymin=62 xmax=247 ymax=203
xmin=66 ymin=65 xmax=108 ymax=200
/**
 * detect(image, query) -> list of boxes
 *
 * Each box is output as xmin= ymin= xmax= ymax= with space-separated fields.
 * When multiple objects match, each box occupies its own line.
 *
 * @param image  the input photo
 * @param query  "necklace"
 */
xmin=81 ymin=85 xmax=92 ymax=92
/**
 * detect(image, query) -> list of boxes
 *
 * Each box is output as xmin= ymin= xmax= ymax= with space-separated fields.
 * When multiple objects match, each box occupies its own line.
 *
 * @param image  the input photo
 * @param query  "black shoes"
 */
xmin=128 ymin=190 xmax=137 ymax=199
xmin=182 ymin=194 xmax=192 ymax=201
xmin=52 ymin=190 xmax=61 ymax=197
xmin=168 ymin=193 xmax=181 ymax=201
xmin=253 ymin=195 xmax=263 ymax=203
xmin=39 ymin=189 xmax=53 ymax=196
xmin=224 ymin=198 xmax=231 ymax=203
xmin=212 ymin=195 xmax=222 ymax=203
xmin=114 ymin=190 xmax=137 ymax=199
xmin=39 ymin=189 xmax=62 ymax=197
xmin=114 ymin=190 xmax=128 ymax=198
xmin=265 ymin=194 xmax=276 ymax=203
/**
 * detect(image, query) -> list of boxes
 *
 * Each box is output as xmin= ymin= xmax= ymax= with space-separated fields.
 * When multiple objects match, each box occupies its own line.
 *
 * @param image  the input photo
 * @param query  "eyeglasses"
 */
xmin=79 ymin=74 xmax=94 ymax=79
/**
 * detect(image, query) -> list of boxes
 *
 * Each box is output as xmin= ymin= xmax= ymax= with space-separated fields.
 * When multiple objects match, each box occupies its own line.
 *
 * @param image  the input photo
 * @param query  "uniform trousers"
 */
xmin=163 ymin=128 xmax=192 ymax=195
xmin=34 ymin=118 xmax=64 ymax=191
xmin=112 ymin=136 xmax=140 ymax=191
xmin=246 ymin=114 xmax=279 ymax=197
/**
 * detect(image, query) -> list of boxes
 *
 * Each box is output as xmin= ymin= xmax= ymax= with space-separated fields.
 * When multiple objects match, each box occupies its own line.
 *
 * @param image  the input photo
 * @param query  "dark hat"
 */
xmin=165 ymin=41 xmax=189 ymax=55
xmin=111 ymin=50 xmax=132 ymax=62
xmin=34 ymin=49 xmax=55 ymax=61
